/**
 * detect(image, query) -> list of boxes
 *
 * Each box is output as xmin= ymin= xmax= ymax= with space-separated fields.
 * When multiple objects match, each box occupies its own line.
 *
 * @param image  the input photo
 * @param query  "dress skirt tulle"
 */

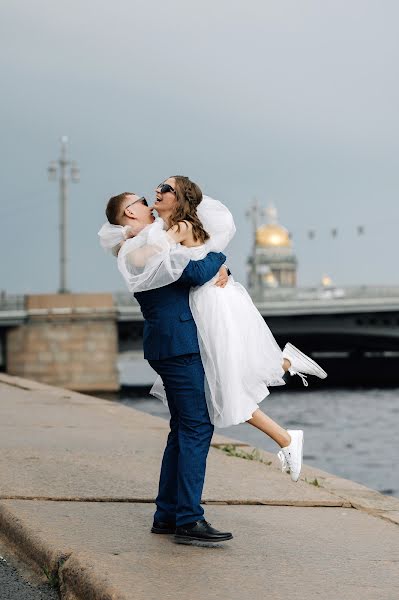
xmin=150 ymin=275 xmax=286 ymax=428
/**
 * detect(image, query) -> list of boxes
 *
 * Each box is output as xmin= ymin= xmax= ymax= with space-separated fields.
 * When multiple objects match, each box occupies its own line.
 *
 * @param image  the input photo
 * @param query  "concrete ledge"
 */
xmin=220 ymin=442 xmax=399 ymax=519
xmin=0 ymin=501 xmax=124 ymax=600
xmin=0 ymin=372 xmax=63 ymax=391
xmin=0 ymin=501 xmax=66 ymax=586
xmin=0 ymin=373 xmax=398 ymax=599
xmin=0 ymin=372 xmax=397 ymax=515
xmin=59 ymin=553 xmax=128 ymax=600
xmin=1 ymin=501 xmax=399 ymax=600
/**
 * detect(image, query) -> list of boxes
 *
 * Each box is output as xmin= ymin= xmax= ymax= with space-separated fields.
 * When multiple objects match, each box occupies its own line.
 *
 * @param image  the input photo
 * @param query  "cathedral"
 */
xmin=247 ymin=202 xmax=297 ymax=298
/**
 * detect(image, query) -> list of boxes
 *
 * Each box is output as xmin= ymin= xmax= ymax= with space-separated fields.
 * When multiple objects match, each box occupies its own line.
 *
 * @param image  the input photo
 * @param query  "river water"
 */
xmin=115 ymin=386 xmax=399 ymax=498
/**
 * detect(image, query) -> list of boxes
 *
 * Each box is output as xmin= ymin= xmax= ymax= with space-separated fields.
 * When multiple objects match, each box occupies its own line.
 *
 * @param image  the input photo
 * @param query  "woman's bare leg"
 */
xmin=245 ymin=357 xmax=292 ymax=447
xmin=246 ymin=409 xmax=291 ymax=448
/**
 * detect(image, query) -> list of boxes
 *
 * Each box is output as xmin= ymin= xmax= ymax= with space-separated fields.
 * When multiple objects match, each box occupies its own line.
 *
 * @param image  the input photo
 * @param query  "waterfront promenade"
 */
xmin=0 ymin=374 xmax=398 ymax=599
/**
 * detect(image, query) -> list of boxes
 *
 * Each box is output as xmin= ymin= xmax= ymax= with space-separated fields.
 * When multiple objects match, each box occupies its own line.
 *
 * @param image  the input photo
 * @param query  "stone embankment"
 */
xmin=0 ymin=373 xmax=398 ymax=599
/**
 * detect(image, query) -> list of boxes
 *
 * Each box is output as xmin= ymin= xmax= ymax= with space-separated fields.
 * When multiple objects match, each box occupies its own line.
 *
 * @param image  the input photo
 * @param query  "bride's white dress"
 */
xmin=99 ymin=196 xmax=286 ymax=428
xmin=150 ymin=245 xmax=285 ymax=427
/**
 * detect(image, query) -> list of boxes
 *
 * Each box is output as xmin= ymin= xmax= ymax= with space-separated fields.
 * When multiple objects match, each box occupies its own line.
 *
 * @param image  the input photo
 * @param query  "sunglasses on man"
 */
xmin=125 ymin=196 xmax=148 ymax=211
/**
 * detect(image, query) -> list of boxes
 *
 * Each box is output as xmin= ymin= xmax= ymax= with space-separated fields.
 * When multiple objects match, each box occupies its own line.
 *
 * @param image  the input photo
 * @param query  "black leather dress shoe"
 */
xmin=175 ymin=520 xmax=233 ymax=543
xmin=151 ymin=520 xmax=176 ymax=534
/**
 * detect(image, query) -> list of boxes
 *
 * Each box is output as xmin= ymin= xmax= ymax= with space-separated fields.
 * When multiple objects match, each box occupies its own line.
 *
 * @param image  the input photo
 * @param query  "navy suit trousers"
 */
xmin=148 ymin=353 xmax=214 ymax=527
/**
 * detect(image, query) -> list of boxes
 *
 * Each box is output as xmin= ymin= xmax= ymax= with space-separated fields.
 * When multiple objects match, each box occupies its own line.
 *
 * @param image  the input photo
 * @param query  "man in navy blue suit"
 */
xmin=114 ymin=190 xmax=233 ymax=544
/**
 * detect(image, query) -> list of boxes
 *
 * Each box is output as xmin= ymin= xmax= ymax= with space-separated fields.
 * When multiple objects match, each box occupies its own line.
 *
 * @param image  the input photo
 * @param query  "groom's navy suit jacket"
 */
xmin=134 ymin=252 xmax=226 ymax=360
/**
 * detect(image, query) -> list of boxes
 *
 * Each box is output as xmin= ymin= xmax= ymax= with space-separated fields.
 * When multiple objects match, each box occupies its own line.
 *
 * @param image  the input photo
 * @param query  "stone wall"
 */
xmin=6 ymin=294 xmax=119 ymax=392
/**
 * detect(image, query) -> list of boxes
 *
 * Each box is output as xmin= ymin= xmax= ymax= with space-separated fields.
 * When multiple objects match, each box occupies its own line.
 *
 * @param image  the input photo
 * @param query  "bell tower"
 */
xmin=247 ymin=202 xmax=297 ymax=298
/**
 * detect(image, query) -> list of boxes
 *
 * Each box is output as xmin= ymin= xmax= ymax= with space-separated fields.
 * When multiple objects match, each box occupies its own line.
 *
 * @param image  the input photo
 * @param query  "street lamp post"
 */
xmin=48 ymin=136 xmax=80 ymax=294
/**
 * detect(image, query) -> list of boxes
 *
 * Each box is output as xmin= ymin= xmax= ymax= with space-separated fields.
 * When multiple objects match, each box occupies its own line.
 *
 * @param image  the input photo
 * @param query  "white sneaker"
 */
xmin=277 ymin=429 xmax=304 ymax=482
xmin=282 ymin=343 xmax=327 ymax=386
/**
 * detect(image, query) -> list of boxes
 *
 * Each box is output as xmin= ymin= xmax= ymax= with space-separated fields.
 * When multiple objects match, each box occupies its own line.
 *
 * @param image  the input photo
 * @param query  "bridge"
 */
xmin=3 ymin=286 xmax=399 ymax=321
xmin=1 ymin=287 xmax=399 ymax=389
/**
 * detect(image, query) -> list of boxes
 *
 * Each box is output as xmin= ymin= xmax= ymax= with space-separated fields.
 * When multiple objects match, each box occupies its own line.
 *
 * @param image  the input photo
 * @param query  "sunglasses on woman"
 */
xmin=157 ymin=183 xmax=176 ymax=195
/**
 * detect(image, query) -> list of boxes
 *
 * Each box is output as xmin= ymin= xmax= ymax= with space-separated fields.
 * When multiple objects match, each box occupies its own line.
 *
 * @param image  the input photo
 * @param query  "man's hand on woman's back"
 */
xmin=214 ymin=266 xmax=229 ymax=288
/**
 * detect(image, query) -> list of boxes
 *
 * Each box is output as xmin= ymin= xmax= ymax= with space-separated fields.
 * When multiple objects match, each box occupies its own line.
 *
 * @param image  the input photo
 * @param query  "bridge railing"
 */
xmin=2 ymin=287 xmax=399 ymax=323
xmin=0 ymin=293 xmax=25 ymax=311
xmin=114 ymin=285 xmax=399 ymax=305
xmin=252 ymin=285 xmax=399 ymax=302
xmin=3 ymin=287 xmax=399 ymax=312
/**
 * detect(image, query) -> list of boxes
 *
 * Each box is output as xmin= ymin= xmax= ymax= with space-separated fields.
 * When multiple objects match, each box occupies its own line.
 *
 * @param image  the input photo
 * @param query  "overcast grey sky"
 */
xmin=1 ymin=0 xmax=398 ymax=293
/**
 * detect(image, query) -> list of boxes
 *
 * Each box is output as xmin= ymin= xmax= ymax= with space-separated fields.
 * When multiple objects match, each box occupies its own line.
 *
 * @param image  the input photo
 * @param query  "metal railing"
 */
xmin=2 ymin=287 xmax=399 ymax=323
xmin=0 ymin=293 xmax=25 ymax=311
xmin=114 ymin=285 xmax=399 ymax=305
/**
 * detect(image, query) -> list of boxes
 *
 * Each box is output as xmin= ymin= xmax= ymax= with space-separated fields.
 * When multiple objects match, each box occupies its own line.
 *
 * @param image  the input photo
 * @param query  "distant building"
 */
xmin=247 ymin=204 xmax=297 ymax=298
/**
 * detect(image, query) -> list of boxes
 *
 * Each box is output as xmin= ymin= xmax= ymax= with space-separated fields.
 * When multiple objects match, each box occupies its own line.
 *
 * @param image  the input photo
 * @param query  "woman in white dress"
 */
xmin=98 ymin=176 xmax=327 ymax=481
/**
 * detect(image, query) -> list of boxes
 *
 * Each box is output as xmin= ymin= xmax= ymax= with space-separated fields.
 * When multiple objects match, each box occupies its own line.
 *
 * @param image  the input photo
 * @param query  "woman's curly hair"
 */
xmin=169 ymin=176 xmax=210 ymax=244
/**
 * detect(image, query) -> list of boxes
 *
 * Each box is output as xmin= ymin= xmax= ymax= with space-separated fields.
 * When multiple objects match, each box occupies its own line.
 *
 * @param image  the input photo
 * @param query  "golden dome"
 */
xmin=256 ymin=224 xmax=291 ymax=248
